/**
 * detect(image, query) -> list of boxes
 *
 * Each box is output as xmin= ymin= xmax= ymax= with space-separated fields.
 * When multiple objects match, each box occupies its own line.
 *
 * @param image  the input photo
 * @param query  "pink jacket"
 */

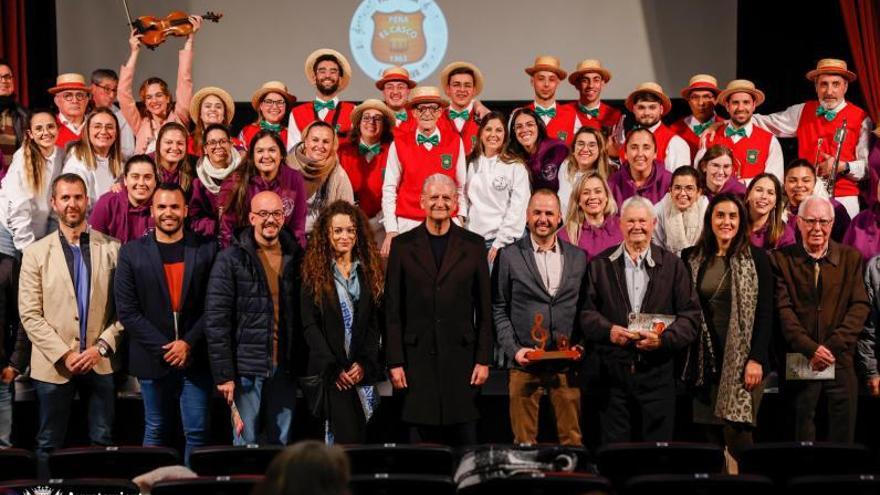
xmin=118 ymin=48 xmax=193 ymax=154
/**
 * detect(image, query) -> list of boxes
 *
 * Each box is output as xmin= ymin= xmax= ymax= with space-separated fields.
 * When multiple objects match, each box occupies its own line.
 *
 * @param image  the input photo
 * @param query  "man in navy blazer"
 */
xmin=114 ymin=183 xmax=217 ymax=464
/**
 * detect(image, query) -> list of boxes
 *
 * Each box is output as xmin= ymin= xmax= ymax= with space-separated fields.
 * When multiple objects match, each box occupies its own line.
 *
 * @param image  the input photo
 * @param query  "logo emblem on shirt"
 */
xmin=471 ymin=135 xmax=477 ymax=148
xmin=349 ymin=0 xmax=448 ymax=83
xmin=492 ymin=176 xmax=510 ymax=191
xmin=746 ymin=149 xmax=759 ymax=164
xmin=556 ymin=131 xmax=568 ymax=142
xmin=541 ymin=163 xmax=559 ymax=181
xmin=440 ymin=154 xmax=453 ymax=170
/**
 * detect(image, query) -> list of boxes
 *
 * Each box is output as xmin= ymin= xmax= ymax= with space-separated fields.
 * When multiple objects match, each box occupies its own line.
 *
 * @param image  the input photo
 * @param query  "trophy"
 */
xmin=524 ymin=313 xmax=582 ymax=361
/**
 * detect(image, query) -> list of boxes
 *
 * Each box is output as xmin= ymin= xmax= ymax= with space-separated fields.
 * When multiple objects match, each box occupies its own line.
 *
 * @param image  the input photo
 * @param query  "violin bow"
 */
xmin=121 ymin=0 xmax=134 ymax=29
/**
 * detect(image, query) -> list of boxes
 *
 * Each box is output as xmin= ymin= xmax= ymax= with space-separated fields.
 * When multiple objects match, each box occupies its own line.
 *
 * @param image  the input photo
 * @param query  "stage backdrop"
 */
xmin=55 ymin=0 xmax=737 ymax=102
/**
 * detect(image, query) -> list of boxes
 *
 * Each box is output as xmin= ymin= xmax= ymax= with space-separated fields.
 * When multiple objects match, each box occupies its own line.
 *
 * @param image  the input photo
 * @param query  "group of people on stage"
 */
xmin=2 ymin=14 xmax=880 ymax=476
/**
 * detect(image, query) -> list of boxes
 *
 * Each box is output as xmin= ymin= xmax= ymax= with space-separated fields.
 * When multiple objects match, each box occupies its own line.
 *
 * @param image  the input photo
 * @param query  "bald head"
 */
xmin=249 ymin=191 xmax=285 ymax=245
xmin=251 ymin=191 xmax=282 ymax=213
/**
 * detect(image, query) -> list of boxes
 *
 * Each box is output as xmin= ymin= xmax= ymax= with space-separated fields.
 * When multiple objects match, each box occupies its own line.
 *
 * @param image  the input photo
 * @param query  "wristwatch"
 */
xmin=96 ymin=340 xmax=110 ymax=358
xmin=842 ymin=161 xmax=851 ymax=176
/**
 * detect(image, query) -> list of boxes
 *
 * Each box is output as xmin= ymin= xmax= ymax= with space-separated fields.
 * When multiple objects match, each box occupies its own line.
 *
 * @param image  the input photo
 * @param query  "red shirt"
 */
xmin=338 ymin=140 xmax=389 ymax=218
xmin=569 ymin=101 xmax=623 ymax=132
xmin=525 ymin=102 xmax=578 ymax=146
xmin=797 ymin=100 xmax=867 ymax=197
xmin=438 ymin=109 xmax=480 ymax=155
xmin=393 ymin=132 xmax=462 ymax=221
xmin=706 ymin=123 xmax=775 ymax=180
xmin=670 ymin=115 xmax=725 ymax=161
xmin=291 ymin=101 xmax=355 ymax=138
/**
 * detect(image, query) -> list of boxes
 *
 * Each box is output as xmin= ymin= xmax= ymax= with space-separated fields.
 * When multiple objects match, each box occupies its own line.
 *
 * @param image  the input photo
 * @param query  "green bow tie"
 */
xmin=449 ymin=109 xmax=470 ymax=120
xmin=359 ymin=142 xmax=380 ymax=155
xmin=313 ymin=99 xmax=336 ymax=112
xmin=395 ymin=111 xmax=408 ymax=122
xmin=259 ymin=120 xmax=282 ymax=133
xmin=417 ymin=133 xmax=439 ymax=146
xmin=534 ymin=106 xmax=557 ymax=118
xmin=692 ymin=121 xmax=714 ymax=136
xmin=578 ymin=104 xmax=599 ymax=118
xmin=725 ymin=126 xmax=747 ymax=138
xmin=816 ymin=105 xmax=837 ymax=121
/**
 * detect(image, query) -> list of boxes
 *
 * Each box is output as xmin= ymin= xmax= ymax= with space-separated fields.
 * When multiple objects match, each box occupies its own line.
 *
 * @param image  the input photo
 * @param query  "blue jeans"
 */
xmin=0 ymin=378 xmax=12 ymax=448
xmin=139 ymin=370 xmax=212 ymax=465
xmin=33 ymin=372 xmax=115 ymax=479
xmin=234 ymin=365 xmax=296 ymax=446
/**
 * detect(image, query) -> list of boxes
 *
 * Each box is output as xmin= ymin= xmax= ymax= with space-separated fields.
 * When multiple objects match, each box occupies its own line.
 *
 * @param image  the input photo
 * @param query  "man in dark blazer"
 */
xmin=115 ymin=183 xmax=217 ymax=463
xmin=385 ymin=173 xmax=492 ymax=446
xmin=493 ymin=189 xmax=587 ymax=445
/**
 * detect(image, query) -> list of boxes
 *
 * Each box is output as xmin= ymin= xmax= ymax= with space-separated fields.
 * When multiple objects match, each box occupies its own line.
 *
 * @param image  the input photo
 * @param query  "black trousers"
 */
xmin=597 ymin=360 xmax=676 ymax=444
xmin=409 ymin=421 xmax=477 ymax=446
xmin=786 ymin=365 xmax=858 ymax=443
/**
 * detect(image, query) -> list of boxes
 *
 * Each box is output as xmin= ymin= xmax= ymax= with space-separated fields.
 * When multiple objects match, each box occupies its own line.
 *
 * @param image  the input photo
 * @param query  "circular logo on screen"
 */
xmin=349 ymin=0 xmax=448 ymax=84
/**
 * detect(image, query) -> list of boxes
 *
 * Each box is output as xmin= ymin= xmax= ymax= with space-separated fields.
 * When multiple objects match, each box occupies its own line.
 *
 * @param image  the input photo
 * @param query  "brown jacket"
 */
xmin=771 ymin=241 xmax=869 ymax=367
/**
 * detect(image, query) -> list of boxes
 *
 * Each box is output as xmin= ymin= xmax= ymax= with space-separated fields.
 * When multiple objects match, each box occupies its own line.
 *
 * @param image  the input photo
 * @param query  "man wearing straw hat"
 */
xmin=287 ymin=48 xmax=355 ymax=152
xmin=622 ymin=82 xmax=691 ymax=171
xmin=670 ymin=74 xmax=725 ymax=161
xmin=380 ymin=86 xmax=467 ymax=257
xmin=752 ymin=59 xmax=871 ymax=218
xmin=240 ymin=81 xmax=296 ymax=148
xmin=376 ymin=66 xmax=416 ymax=128
xmin=567 ymin=59 xmax=622 ymax=135
xmin=524 ymin=56 xmax=580 ymax=146
xmin=697 ymin=79 xmax=784 ymax=183
xmin=49 ymin=73 xmax=91 ymax=149
xmin=439 ymin=61 xmax=487 ymax=154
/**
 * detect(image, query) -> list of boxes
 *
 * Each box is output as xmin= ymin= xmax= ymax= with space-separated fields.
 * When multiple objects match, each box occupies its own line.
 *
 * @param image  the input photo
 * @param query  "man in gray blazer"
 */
xmin=492 ymin=189 xmax=587 ymax=445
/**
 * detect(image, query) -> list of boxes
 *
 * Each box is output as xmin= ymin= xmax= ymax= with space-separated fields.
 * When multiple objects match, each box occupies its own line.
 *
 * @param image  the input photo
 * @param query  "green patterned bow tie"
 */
xmin=259 ymin=120 xmax=282 ymax=133
xmin=534 ymin=106 xmax=557 ymax=118
xmin=692 ymin=121 xmax=714 ymax=136
xmin=578 ymin=104 xmax=599 ymax=118
xmin=449 ymin=109 xmax=470 ymax=120
xmin=359 ymin=142 xmax=380 ymax=155
xmin=725 ymin=126 xmax=747 ymax=138
xmin=417 ymin=133 xmax=439 ymax=146
xmin=395 ymin=111 xmax=408 ymax=122
xmin=313 ymin=99 xmax=336 ymax=112
xmin=816 ymin=105 xmax=837 ymax=121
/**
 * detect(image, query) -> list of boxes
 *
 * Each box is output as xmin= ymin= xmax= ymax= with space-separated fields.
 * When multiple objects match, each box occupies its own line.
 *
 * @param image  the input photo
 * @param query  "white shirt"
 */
xmin=0 ymin=146 xmax=64 ymax=251
xmin=111 ymin=105 xmax=136 ymax=160
xmin=556 ymin=161 xmax=584 ymax=217
xmin=465 ymin=154 xmax=530 ymax=249
xmin=649 ymin=122 xmax=691 ymax=171
xmin=752 ymin=99 xmax=872 ymax=182
xmin=381 ymin=127 xmax=467 ymax=233
xmin=62 ymin=153 xmax=117 ymax=206
xmin=285 ymin=95 xmax=341 ymax=152
xmin=534 ymin=101 xmax=581 ymax=134
xmin=694 ymin=119 xmax=785 ymax=184
xmin=449 ymin=101 xmax=475 ymax=132
xmin=57 ymin=112 xmax=84 ymax=137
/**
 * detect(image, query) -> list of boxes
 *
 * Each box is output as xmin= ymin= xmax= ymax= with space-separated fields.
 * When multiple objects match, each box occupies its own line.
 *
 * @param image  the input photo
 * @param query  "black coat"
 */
xmin=385 ymin=223 xmax=492 ymax=425
xmin=115 ymin=231 xmax=217 ymax=378
xmin=205 ymin=228 xmax=303 ymax=384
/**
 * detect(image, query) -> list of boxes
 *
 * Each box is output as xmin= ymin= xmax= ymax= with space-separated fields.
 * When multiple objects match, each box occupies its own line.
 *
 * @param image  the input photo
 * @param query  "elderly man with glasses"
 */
xmin=90 ymin=69 xmax=135 ymax=159
xmin=49 ymin=73 xmax=91 ymax=149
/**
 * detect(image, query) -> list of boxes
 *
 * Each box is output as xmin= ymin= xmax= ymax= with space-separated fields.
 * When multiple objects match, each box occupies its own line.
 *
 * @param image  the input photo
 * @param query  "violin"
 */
xmin=131 ymin=11 xmax=223 ymax=49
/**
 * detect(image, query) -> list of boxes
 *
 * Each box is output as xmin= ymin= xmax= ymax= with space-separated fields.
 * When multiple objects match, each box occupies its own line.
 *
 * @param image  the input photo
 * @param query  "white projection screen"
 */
xmin=55 ymin=0 xmax=737 ymax=102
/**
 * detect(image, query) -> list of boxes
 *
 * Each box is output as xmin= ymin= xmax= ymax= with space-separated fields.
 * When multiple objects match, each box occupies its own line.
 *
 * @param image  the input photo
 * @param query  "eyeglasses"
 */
xmin=514 ymin=121 xmax=537 ymax=131
xmin=415 ymin=105 xmax=440 ymax=114
xmin=0 ymin=74 xmax=12 ymax=82
xmin=61 ymin=92 xmax=89 ymax=102
xmin=361 ymin=115 xmax=385 ymax=124
xmin=255 ymin=209 xmax=284 ymax=221
xmin=261 ymin=98 xmax=286 ymax=107
xmin=799 ymin=217 xmax=833 ymax=228
xmin=94 ymin=83 xmax=117 ymax=95
xmin=206 ymin=138 xmax=230 ymax=148
xmin=671 ymin=185 xmax=698 ymax=193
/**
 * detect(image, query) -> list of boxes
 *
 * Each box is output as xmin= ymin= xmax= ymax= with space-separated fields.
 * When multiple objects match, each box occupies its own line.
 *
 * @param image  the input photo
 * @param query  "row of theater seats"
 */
xmin=0 ymin=442 xmax=878 ymax=494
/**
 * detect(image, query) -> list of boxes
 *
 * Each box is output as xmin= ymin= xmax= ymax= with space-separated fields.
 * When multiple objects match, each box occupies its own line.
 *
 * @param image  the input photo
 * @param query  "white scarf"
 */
xmin=662 ymin=195 xmax=705 ymax=254
xmin=196 ymin=148 xmax=242 ymax=194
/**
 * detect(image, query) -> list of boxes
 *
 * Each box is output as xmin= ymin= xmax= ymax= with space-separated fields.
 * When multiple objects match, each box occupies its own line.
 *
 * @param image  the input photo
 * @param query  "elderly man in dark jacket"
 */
xmin=205 ymin=191 xmax=304 ymax=446
xmin=581 ymin=195 xmax=701 ymax=443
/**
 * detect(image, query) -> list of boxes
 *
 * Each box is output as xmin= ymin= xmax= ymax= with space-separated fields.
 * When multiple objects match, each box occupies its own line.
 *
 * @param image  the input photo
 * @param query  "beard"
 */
xmin=156 ymin=216 xmax=182 ymax=236
xmin=317 ymin=80 xmax=340 ymax=97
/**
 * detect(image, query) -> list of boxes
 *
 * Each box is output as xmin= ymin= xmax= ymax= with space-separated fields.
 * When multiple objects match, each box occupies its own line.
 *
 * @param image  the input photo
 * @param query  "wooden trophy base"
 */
xmin=525 ymin=349 xmax=582 ymax=361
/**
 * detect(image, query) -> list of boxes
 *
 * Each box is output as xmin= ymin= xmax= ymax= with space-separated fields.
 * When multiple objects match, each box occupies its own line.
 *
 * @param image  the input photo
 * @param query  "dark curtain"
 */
xmin=840 ymin=0 xmax=880 ymax=124
xmin=0 ymin=0 xmax=29 ymax=106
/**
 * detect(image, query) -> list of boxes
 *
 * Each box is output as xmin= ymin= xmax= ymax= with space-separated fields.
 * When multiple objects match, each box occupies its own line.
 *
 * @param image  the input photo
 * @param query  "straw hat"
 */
xmin=625 ymin=82 xmax=672 ymax=115
xmin=524 ymin=55 xmax=567 ymax=79
xmin=439 ymin=61 xmax=484 ymax=96
xmin=49 ymin=73 xmax=88 ymax=94
xmin=806 ymin=58 xmax=857 ymax=82
xmin=190 ymin=86 xmax=235 ymax=125
xmin=351 ymin=99 xmax=396 ymax=126
xmin=250 ymin=81 xmax=296 ymax=111
xmin=304 ymin=48 xmax=352 ymax=92
xmin=375 ymin=66 xmax=417 ymax=90
xmin=680 ymin=74 xmax=720 ymax=98
xmin=405 ymin=86 xmax=450 ymax=109
xmin=568 ymin=59 xmax=612 ymax=85
xmin=717 ymin=79 xmax=766 ymax=107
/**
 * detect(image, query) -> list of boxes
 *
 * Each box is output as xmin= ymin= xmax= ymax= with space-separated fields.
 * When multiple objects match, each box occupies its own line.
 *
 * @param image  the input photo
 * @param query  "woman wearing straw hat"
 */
xmin=287 ymin=49 xmax=355 ymax=152
xmin=188 ymin=86 xmax=237 ymax=157
xmin=523 ymin=55 xmax=580 ymax=147
xmin=622 ymin=82 xmax=691 ymax=171
xmin=240 ymin=81 xmax=296 ymax=149
xmin=338 ymin=99 xmax=396 ymax=243
xmin=669 ymin=74 xmax=725 ymax=161
xmin=567 ymin=59 xmax=622 ymax=135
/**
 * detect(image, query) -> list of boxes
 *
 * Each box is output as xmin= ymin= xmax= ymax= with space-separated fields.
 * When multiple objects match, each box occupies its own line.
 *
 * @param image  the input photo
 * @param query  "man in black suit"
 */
xmin=115 ymin=183 xmax=217 ymax=464
xmin=385 ymin=173 xmax=492 ymax=446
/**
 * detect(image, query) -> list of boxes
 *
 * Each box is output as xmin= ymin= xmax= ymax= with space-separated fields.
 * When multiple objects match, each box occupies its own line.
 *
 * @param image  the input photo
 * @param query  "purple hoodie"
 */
xmin=843 ymin=203 xmax=880 ymax=260
xmin=608 ymin=160 xmax=672 ymax=206
xmin=189 ymin=178 xmax=223 ymax=237
xmin=89 ymin=188 xmax=154 ymax=243
xmin=750 ymin=221 xmax=796 ymax=251
xmin=558 ymin=214 xmax=623 ymax=262
xmin=524 ymin=137 xmax=569 ymax=192
xmin=704 ymin=176 xmax=747 ymax=202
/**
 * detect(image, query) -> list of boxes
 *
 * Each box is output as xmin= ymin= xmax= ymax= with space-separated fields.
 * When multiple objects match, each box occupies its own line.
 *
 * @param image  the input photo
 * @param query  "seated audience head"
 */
xmin=252 ymin=441 xmax=350 ymax=495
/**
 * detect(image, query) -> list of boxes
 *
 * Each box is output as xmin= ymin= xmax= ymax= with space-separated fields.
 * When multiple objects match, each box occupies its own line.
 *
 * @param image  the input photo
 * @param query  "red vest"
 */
xmin=438 ymin=110 xmax=480 ymax=155
xmin=670 ymin=115 xmax=724 ymax=161
xmin=338 ymin=140 xmax=389 ymax=218
xmin=707 ymin=123 xmax=774 ymax=180
xmin=526 ymin=102 xmax=577 ymax=146
xmin=797 ymin=100 xmax=867 ymax=197
xmin=622 ymin=123 xmax=675 ymax=164
xmin=291 ymin=100 xmax=355 ymax=138
xmin=394 ymin=131 xmax=462 ymax=221
xmin=570 ymin=101 xmax=623 ymax=133
xmin=55 ymin=116 xmax=81 ymax=149
xmin=238 ymin=123 xmax=289 ymax=150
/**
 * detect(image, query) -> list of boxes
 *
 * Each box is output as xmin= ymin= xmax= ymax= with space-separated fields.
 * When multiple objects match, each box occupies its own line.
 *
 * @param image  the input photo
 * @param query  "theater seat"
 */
xmin=189 ymin=445 xmax=284 ymax=475
xmin=626 ymin=473 xmax=775 ymax=495
xmin=596 ymin=442 xmax=724 ymax=487
xmin=349 ymin=474 xmax=455 ymax=495
xmin=150 ymin=475 xmax=263 ymax=495
xmin=0 ymin=448 xmax=36 ymax=482
xmin=48 ymin=445 xmax=180 ymax=479
xmin=457 ymin=472 xmax=612 ymax=495
xmin=738 ymin=442 xmax=873 ymax=485
xmin=0 ymin=478 xmax=140 ymax=494
xmin=787 ymin=474 xmax=880 ymax=495
xmin=344 ymin=444 xmax=455 ymax=476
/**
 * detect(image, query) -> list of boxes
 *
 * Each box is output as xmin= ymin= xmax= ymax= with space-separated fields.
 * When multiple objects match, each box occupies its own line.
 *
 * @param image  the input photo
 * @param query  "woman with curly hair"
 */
xmin=300 ymin=200 xmax=383 ymax=444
